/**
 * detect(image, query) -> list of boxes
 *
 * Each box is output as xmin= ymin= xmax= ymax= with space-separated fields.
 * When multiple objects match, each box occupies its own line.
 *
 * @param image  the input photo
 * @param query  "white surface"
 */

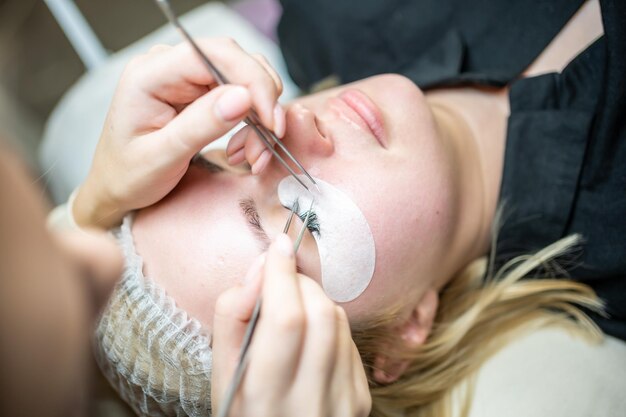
xmin=39 ymin=2 xmax=299 ymax=204
xmin=466 ymin=327 xmax=626 ymax=417
xmin=278 ymin=175 xmax=376 ymax=302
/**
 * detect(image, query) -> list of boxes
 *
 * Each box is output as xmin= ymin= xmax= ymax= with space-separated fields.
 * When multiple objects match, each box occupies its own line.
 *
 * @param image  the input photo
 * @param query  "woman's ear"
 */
xmin=372 ymin=288 xmax=439 ymax=384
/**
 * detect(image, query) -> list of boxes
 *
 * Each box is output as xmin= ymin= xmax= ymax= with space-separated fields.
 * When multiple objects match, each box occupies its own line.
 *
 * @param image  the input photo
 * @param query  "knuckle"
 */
xmin=125 ymin=54 xmax=147 ymax=72
xmin=217 ymin=36 xmax=240 ymax=48
xmin=252 ymin=52 xmax=270 ymax=65
xmin=312 ymin=299 xmax=337 ymax=324
xmin=301 ymin=280 xmax=336 ymax=316
xmin=249 ymin=67 xmax=278 ymax=93
xmin=269 ymin=80 xmax=280 ymax=97
xmin=251 ymin=72 xmax=276 ymax=93
xmin=122 ymin=55 xmax=152 ymax=84
xmin=274 ymin=309 xmax=305 ymax=332
xmin=148 ymin=43 xmax=171 ymax=54
xmin=254 ymin=54 xmax=283 ymax=89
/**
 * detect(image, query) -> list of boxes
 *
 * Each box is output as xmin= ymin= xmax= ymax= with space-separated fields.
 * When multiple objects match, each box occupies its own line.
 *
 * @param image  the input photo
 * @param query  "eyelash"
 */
xmin=192 ymin=155 xmax=223 ymax=172
xmin=299 ymin=210 xmax=321 ymax=235
xmin=192 ymin=159 xmax=318 ymax=235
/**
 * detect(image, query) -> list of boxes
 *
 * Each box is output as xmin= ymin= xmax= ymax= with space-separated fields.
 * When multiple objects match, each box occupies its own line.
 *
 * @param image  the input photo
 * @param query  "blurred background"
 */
xmin=0 ymin=0 xmax=213 ymax=166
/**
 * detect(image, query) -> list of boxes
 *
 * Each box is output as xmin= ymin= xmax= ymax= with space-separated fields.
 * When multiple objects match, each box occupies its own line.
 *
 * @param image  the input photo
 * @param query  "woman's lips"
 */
xmin=339 ymin=89 xmax=387 ymax=148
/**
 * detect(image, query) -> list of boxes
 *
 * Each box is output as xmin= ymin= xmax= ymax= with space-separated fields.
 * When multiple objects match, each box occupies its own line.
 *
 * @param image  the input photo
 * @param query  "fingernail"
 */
xmin=251 ymin=149 xmax=271 ymax=175
xmin=227 ymin=148 xmax=246 ymax=165
xmin=215 ymin=86 xmax=250 ymax=121
xmin=273 ymin=103 xmax=285 ymax=137
xmin=274 ymin=233 xmax=293 ymax=258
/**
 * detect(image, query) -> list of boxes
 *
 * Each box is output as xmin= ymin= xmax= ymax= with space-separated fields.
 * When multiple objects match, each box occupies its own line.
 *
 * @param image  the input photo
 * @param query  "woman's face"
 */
xmin=132 ymin=74 xmax=458 ymax=330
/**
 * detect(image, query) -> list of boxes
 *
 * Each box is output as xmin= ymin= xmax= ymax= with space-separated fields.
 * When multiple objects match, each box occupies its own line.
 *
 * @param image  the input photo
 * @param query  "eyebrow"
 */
xmin=239 ymin=197 xmax=306 ymax=274
xmin=239 ymin=198 xmax=271 ymax=252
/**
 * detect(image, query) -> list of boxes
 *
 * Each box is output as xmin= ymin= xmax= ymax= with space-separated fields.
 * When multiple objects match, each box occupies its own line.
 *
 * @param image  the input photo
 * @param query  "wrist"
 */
xmin=73 ymin=178 xmax=125 ymax=229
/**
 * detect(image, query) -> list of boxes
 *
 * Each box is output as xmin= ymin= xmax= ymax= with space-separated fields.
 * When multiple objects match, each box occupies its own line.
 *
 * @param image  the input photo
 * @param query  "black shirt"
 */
xmin=278 ymin=0 xmax=626 ymax=340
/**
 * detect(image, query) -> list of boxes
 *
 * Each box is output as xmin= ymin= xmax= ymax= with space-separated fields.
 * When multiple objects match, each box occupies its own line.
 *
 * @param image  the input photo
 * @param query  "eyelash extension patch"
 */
xmin=278 ymin=176 xmax=376 ymax=302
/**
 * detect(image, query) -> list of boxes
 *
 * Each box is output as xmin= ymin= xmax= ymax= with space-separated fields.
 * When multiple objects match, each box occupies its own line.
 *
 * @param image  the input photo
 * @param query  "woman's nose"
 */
xmin=254 ymin=103 xmax=334 ymax=192
xmin=283 ymin=103 xmax=334 ymax=159
xmin=226 ymin=103 xmax=333 ymax=176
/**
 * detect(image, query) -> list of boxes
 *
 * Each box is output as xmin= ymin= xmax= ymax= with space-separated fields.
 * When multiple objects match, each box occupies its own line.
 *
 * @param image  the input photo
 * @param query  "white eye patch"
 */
xmin=278 ymin=176 xmax=376 ymax=302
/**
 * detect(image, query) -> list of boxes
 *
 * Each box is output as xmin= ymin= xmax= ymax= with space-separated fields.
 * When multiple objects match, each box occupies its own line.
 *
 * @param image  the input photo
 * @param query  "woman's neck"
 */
xmin=426 ymin=88 xmax=509 ymax=274
xmin=422 ymin=0 xmax=602 ymax=282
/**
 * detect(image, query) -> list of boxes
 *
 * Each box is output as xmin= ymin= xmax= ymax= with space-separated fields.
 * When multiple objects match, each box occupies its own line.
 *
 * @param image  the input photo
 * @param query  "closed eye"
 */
xmin=240 ymin=198 xmax=306 ymax=273
xmin=192 ymin=155 xmax=224 ymax=172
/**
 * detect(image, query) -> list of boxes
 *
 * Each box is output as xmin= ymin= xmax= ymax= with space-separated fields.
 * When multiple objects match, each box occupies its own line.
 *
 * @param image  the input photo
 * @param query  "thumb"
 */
xmin=212 ymin=255 xmax=264 ymax=403
xmin=152 ymin=85 xmax=252 ymax=160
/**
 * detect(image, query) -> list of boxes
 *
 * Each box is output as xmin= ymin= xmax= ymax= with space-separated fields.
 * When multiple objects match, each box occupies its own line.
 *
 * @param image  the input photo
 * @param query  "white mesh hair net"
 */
xmin=94 ymin=215 xmax=213 ymax=417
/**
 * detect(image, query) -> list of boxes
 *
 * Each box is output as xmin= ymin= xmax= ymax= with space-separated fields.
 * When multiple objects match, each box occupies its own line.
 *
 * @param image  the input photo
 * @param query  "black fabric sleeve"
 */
xmin=497 ymin=0 xmax=626 ymax=340
xmin=278 ymin=0 xmax=583 ymax=90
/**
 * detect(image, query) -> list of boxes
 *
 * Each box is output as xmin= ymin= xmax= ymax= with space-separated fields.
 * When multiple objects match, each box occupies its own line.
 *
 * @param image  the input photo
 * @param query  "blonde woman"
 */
xmin=62 ymin=0 xmax=626 ymax=415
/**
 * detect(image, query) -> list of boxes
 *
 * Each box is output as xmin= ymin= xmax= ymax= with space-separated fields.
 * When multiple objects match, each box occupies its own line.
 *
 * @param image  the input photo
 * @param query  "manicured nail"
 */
xmin=215 ymin=86 xmax=250 ymax=121
xmin=274 ymin=233 xmax=293 ymax=258
xmin=251 ymin=149 xmax=271 ymax=175
xmin=227 ymin=148 xmax=246 ymax=165
xmin=273 ymin=103 xmax=286 ymax=137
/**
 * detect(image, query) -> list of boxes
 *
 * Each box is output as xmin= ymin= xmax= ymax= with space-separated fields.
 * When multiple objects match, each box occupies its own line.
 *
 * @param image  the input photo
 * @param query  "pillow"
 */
xmin=467 ymin=327 xmax=626 ymax=417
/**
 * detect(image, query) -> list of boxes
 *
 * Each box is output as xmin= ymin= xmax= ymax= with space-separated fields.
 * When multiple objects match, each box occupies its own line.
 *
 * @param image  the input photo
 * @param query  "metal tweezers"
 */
xmin=155 ymin=0 xmax=317 ymax=192
xmin=217 ymin=200 xmax=312 ymax=417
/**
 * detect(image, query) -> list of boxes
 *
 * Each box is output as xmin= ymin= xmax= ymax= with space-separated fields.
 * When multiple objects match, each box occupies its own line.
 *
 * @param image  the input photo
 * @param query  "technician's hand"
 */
xmin=211 ymin=234 xmax=371 ymax=417
xmin=73 ymin=38 xmax=285 ymax=229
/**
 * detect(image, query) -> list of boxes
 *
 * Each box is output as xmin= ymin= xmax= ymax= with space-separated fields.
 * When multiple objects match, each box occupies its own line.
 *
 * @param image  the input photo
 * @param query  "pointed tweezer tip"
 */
xmin=302 ymin=172 xmax=320 ymax=192
xmin=293 ymin=201 xmax=314 ymax=252
xmin=291 ymin=174 xmax=309 ymax=191
xmin=283 ymin=199 xmax=299 ymax=234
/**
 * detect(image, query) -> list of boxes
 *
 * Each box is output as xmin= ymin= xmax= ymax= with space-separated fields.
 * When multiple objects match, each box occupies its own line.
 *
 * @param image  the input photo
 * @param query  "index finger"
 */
xmin=132 ymin=38 xmax=281 ymax=128
xmin=261 ymin=233 xmax=300 ymax=314
xmin=248 ymin=234 xmax=304 ymax=393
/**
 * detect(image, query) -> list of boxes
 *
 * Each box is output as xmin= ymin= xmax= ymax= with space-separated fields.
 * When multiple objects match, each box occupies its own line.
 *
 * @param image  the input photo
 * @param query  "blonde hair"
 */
xmin=351 ymin=234 xmax=605 ymax=417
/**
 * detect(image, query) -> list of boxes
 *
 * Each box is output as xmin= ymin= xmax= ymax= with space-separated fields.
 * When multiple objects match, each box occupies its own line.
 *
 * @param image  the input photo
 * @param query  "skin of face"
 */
xmin=132 ymin=74 xmax=461 ymax=330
